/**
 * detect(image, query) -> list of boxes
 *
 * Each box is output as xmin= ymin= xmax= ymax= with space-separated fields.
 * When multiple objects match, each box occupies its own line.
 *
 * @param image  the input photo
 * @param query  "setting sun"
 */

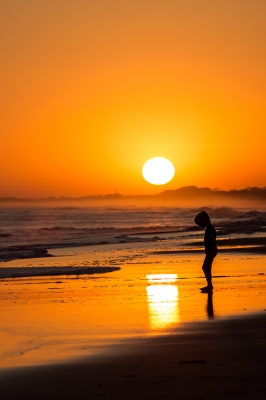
xmin=142 ymin=157 xmax=175 ymax=185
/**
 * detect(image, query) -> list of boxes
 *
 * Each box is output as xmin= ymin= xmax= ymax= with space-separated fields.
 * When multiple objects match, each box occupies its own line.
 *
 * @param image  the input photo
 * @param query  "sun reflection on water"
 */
xmin=146 ymin=274 xmax=179 ymax=330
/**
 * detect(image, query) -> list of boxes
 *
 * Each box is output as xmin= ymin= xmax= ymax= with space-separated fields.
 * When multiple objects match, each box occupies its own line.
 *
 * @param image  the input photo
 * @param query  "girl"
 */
xmin=194 ymin=211 xmax=218 ymax=293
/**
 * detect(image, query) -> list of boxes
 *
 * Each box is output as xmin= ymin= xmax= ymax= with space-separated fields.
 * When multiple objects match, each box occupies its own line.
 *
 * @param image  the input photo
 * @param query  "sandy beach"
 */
xmin=1 ymin=249 xmax=266 ymax=399
xmin=1 ymin=313 xmax=266 ymax=399
xmin=1 ymin=248 xmax=266 ymax=367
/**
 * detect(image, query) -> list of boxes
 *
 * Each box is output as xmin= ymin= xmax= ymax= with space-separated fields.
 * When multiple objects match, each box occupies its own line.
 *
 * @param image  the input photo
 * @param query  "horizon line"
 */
xmin=1 ymin=185 xmax=266 ymax=201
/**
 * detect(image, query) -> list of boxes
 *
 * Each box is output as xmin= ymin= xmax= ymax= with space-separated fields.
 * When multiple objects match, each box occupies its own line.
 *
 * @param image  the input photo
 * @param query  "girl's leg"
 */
xmin=202 ymin=255 xmax=214 ymax=288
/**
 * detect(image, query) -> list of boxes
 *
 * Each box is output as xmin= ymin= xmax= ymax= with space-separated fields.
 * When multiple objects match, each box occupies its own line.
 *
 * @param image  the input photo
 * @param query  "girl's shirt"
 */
xmin=204 ymin=224 xmax=217 ymax=255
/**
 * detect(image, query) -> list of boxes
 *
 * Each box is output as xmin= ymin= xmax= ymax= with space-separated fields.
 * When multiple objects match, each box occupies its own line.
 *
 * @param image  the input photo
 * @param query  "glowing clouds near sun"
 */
xmin=142 ymin=157 xmax=175 ymax=185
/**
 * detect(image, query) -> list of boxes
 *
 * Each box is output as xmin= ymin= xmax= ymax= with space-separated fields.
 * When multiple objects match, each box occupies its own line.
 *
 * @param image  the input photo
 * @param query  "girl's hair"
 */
xmin=194 ymin=210 xmax=210 ymax=225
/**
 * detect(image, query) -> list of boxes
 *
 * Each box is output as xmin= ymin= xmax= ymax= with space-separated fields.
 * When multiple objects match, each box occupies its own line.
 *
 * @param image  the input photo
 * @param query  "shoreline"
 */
xmin=1 ymin=227 xmax=266 ymax=398
xmin=1 ymin=312 xmax=266 ymax=399
xmin=1 ymin=254 xmax=266 ymax=370
xmin=0 ymin=266 xmax=120 ymax=279
xmin=0 ymin=235 xmax=166 ymax=263
xmin=152 ymin=246 xmax=266 ymax=255
xmin=1 ymin=235 xmax=266 ymax=264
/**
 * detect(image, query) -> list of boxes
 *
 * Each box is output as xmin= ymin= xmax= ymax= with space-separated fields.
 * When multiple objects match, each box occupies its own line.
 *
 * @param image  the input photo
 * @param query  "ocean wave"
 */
xmin=39 ymin=226 xmax=115 ymax=231
xmin=0 ymin=266 xmax=120 ymax=279
xmin=37 ymin=225 xmax=186 ymax=235
xmin=1 ymin=206 xmax=266 ymax=249
xmin=208 ymin=207 xmax=244 ymax=218
xmin=237 ymin=210 xmax=264 ymax=219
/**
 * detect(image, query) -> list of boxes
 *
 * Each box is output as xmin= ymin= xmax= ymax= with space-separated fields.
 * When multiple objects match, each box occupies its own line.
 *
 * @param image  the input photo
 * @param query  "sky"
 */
xmin=1 ymin=0 xmax=266 ymax=197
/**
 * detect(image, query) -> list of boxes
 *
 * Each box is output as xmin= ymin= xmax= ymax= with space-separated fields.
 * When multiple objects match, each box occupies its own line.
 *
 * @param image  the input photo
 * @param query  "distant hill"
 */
xmin=1 ymin=186 xmax=266 ymax=207
xmin=156 ymin=186 xmax=266 ymax=204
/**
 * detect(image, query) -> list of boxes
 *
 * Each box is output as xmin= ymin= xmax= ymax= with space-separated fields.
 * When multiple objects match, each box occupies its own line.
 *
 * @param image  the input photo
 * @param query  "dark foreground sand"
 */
xmin=1 ymin=313 xmax=266 ymax=400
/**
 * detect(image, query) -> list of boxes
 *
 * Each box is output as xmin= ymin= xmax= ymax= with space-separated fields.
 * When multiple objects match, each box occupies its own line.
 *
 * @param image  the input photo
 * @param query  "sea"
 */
xmin=0 ymin=205 xmax=266 ymax=278
xmin=1 ymin=205 xmax=266 ymax=244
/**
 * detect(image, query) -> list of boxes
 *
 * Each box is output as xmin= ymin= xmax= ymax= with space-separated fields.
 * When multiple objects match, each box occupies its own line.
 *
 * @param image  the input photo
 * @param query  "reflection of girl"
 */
xmin=194 ymin=211 xmax=218 ymax=293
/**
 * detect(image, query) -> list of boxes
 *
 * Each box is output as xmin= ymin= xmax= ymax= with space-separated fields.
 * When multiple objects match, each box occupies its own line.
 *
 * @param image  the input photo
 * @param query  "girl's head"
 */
xmin=194 ymin=211 xmax=210 ymax=228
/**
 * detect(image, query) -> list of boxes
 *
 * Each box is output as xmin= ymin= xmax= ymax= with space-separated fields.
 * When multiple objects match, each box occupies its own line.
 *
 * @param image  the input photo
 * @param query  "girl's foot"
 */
xmin=201 ymin=286 xmax=213 ymax=293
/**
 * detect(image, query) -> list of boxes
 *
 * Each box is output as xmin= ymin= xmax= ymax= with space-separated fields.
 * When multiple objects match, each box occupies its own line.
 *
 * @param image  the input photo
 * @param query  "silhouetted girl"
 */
xmin=194 ymin=211 xmax=218 ymax=293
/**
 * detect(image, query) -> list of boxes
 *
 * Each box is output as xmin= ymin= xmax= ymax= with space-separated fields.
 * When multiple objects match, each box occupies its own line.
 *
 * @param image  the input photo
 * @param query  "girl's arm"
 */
xmin=209 ymin=233 xmax=217 ymax=257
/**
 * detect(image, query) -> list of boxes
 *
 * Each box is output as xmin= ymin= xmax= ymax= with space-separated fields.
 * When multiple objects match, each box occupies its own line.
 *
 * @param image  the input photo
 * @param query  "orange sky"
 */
xmin=1 ymin=0 xmax=266 ymax=197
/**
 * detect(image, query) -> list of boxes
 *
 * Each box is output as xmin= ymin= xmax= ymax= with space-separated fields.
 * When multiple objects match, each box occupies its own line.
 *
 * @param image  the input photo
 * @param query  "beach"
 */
xmin=1 ymin=313 xmax=266 ymax=399
xmin=1 ymin=206 xmax=266 ymax=398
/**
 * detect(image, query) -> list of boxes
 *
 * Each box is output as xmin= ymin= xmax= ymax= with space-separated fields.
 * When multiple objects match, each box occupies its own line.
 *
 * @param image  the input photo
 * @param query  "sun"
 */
xmin=142 ymin=157 xmax=175 ymax=185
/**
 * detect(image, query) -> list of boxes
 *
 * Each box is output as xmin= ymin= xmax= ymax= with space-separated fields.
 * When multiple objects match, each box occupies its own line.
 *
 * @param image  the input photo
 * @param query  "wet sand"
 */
xmin=1 ymin=253 xmax=266 ymax=367
xmin=1 ymin=313 xmax=266 ymax=399
xmin=1 ymin=240 xmax=266 ymax=398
